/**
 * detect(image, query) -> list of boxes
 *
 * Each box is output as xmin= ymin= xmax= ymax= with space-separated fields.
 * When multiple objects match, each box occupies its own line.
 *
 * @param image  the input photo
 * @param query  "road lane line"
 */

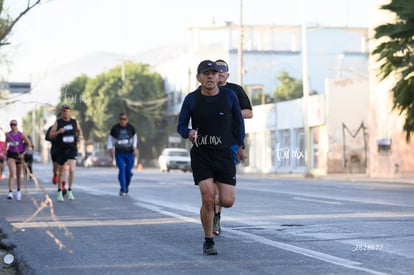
xmin=293 ymin=196 xmax=342 ymax=205
xmin=10 ymin=217 xmax=194 ymax=229
xmin=51 ymin=186 xmax=394 ymax=274
xmin=134 ymin=199 xmax=390 ymax=275
xmin=227 ymin=229 xmax=389 ymax=275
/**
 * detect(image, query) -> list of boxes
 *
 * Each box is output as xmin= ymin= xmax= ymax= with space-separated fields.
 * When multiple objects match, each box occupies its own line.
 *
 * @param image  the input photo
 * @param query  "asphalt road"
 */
xmin=1 ymin=163 xmax=413 ymax=275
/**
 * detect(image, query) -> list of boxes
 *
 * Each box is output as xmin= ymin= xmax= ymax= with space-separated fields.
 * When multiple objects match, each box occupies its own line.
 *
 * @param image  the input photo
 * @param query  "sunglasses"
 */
xmin=119 ymin=117 xmax=127 ymax=121
xmin=217 ymin=65 xmax=228 ymax=72
xmin=10 ymin=123 xmax=17 ymax=126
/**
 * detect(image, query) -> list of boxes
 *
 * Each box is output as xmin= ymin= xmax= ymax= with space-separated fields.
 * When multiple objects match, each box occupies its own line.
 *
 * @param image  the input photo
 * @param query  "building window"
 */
xmin=294 ymin=128 xmax=306 ymax=167
xmin=271 ymin=130 xmax=277 ymax=169
xmin=277 ymin=129 xmax=291 ymax=168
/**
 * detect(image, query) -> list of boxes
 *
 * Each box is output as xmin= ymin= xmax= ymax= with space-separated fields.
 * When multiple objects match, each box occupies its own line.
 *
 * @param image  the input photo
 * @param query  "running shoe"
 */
xmin=67 ymin=190 xmax=74 ymax=200
xmin=119 ymin=192 xmax=127 ymax=196
xmin=57 ymin=191 xmax=64 ymax=202
xmin=16 ymin=191 xmax=21 ymax=201
xmin=213 ymin=215 xmax=221 ymax=236
xmin=7 ymin=192 xmax=13 ymax=200
xmin=203 ymin=241 xmax=218 ymax=255
xmin=52 ymin=174 xmax=58 ymax=185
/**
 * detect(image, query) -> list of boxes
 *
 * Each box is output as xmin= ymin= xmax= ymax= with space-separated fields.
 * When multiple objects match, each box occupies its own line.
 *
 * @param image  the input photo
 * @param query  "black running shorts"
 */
xmin=50 ymin=147 xmax=58 ymax=163
xmin=6 ymin=151 xmax=23 ymax=165
xmin=55 ymin=147 xmax=77 ymax=165
xmin=190 ymin=146 xmax=236 ymax=186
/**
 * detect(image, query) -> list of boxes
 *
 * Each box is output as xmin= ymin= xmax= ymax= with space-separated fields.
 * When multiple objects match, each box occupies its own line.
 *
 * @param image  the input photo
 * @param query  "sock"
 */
xmin=215 ymin=212 xmax=221 ymax=217
xmin=58 ymin=189 xmax=61 ymax=192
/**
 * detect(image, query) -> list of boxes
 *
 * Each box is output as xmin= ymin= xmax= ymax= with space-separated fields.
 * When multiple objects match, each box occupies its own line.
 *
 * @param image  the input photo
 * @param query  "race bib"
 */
xmin=117 ymin=139 xmax=129 ymax=145
xmin=10 ymin=141 xmax=20 ymax=146
xmin=64 ymin=124 xmax=74 ymax=131
xmin=63 ymin=135 xmax=75 ymax=143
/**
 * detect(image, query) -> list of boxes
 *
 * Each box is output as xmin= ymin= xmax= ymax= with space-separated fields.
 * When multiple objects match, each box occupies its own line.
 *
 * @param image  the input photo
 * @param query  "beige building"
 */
xmin=244 ymin=78 xmax=369 ymax=175
xmin=367 ymin=0 xmax=414 ymax=178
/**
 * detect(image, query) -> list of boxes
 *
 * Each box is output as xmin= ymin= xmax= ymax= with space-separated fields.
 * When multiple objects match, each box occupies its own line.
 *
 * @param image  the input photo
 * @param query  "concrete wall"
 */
xmin=367 ymin=0 xmax=414 ymax=178
xmin=325 ymin=78 xmax=369 ymax=173
xmin=244 ymin=95 xmax=325 ymax=174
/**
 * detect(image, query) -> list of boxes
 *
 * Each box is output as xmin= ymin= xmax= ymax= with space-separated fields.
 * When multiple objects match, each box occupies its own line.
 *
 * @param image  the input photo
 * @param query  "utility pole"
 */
xmin=238 ymin=0 xmax=244 ymax=86
xmin=301 ymin=0 xmax=312 ymax=176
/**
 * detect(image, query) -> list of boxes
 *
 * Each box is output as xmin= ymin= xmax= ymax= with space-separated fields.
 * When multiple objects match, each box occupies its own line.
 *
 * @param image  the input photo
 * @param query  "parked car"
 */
xmin=84 ymin=151 xmax=114 ymax=168
xmin=158 ymin=148 xmax=191 ymax=172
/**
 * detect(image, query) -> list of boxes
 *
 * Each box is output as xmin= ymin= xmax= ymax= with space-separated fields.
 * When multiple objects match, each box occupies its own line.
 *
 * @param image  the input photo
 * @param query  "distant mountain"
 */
xmin=32 ymin=47 xmax=187 ymax=105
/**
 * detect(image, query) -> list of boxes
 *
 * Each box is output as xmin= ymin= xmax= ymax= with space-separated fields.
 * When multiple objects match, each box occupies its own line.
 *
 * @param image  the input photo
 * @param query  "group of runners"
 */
xmin=1 ymin=104 xmax=82 ymax=202
xmin=1 ymin=58 xmax=252 ymax=256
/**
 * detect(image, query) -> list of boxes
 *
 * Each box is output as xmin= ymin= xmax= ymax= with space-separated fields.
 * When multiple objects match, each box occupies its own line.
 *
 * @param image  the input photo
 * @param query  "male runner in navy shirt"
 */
xmin=177 ymin=60 xmax=246 ymax=255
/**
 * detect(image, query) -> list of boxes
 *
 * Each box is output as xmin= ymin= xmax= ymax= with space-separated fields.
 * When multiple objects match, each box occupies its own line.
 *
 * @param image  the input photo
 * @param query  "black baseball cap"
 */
xmin=61 ymin=104 xmax=70 ymax=111
xmin=197 ymin=60 xmax=218 ymax=74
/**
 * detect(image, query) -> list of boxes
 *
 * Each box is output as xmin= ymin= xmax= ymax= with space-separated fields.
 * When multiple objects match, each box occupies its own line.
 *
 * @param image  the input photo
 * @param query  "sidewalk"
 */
xmin=239 ymin=168 xmax=414 ymax=185
xmin=317 ymin=173 xmax=414 ymax=185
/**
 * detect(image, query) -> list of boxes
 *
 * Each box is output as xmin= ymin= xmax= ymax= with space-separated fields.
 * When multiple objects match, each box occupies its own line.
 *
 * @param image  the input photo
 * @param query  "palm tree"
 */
xmin=372 ymin=0 xmax=414 ymax=140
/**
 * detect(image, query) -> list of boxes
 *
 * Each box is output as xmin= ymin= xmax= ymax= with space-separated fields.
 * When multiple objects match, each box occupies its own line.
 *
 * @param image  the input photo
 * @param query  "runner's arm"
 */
xmin=49 ymin=121 xmax=63 ymax=139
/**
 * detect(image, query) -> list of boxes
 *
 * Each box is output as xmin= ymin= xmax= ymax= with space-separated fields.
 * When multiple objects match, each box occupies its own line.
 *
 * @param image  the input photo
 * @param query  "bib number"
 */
xmin=117 ymin=139 xmax=129 ymax=145
xmin=63 ymin=135 xmax=75 ymax=143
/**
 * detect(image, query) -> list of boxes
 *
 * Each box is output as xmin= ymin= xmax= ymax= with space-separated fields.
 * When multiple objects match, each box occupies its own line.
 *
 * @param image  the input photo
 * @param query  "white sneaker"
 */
xmin=16 ymin=191 xmax=21 ymax=201
xmin=7 ymin=192 xmax=13 ymax=200
xmin=57 ymin=191 xmax=64 ymax=202
xmin=67 ymin=190 xmax=75 ymax=200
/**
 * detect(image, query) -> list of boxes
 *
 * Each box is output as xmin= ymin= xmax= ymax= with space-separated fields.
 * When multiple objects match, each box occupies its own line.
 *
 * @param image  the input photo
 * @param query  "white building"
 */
xmin=156 ymin=22 xmax=370 ymax=174
xmin=244 ymin=78 xmax=369 ymax=175
xmin=0 ymin=82 xmax=31 ymax=129
xmin=156 ymin=23 xmax=368 ymax=99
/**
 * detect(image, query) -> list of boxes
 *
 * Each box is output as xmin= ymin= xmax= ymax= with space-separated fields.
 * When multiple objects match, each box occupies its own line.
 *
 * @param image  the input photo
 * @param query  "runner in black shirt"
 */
xmin=107 ymin=113 xmax=138 ymax=196
xmin=177 ymin=60 xmax=246 ymax=255
xmin=213 ymin=59 xmax=253 ymax=236
xmin=49 ymin=104 xmax=83 ymax=201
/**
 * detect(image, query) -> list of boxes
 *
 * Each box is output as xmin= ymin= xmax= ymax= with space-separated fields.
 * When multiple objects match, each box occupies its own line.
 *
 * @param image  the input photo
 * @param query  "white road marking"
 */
xmin=293 ymin=196 xmax=342 ymax=205
xmin=134 ymin=199 xmax=389 ymax=275
xmin=71 ymin=185 xmax=391 ymax=274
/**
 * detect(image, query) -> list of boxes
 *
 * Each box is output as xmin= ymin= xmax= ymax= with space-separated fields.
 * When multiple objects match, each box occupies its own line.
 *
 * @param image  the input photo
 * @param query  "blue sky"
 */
xmin=0 ymin=0 xmax=379 ymax=131
xmin=2 ymin=0 xmax=375 ymax=81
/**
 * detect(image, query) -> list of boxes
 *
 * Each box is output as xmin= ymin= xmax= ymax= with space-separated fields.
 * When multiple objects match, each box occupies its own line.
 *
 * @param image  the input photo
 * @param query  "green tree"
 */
xmin=273 ymin=71 xmax=304 ymax=102
xmin=82 ymin=61 xmax=167 ymax=164
xmin=272 ymin=71 xmax=317 ymax=102
xmin=372 ymin=0 xmax=414 ymax=140
xmin=273 ymin=71 xmax=303 ymax=102
xmin=1 ymin=0 xmax=51 ymax=84
xmin=0 ymin=0 xmax=47 ymax=47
